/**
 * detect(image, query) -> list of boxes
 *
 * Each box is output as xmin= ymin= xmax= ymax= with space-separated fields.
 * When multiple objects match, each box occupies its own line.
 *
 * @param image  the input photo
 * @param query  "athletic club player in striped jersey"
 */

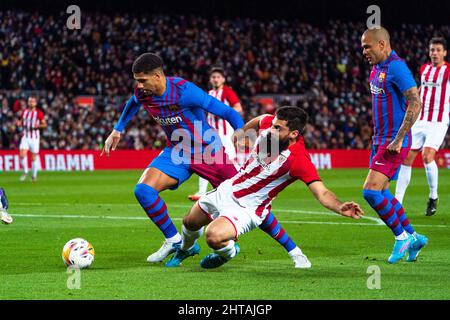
xmin=396 ymin=37 xmax=449 ymax=216
xmin=102 ymin=53 xmax=304 ymax=266
xmin=166 ymin=107 xmax=364 ymax=269
xmin=361 ymin=27 xmax=428 ymax=264
xmin=189 ymin=67 xmax=244 ymax=201
xmin=16 ymin=96 xmax=47 ymax=182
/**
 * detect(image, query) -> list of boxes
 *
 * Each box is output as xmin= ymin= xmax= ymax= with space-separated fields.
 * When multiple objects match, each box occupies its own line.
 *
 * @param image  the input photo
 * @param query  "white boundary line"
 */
xmin=8 ymin=211 xmax=450 ymax=228
xmin=8 ymin=213 xmax=376 ymax=227
xmin=14 ymin=202 xmax=383 ymax=225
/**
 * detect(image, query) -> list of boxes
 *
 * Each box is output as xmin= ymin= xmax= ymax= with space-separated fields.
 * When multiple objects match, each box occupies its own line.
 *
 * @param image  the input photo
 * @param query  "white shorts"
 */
xmin=198 ymin=180 xmax=263 ymax=238
xmin=19 ymin=137 xmax=40 ymax=153
xmin=411 ymin=121 xmax=449 ymax=152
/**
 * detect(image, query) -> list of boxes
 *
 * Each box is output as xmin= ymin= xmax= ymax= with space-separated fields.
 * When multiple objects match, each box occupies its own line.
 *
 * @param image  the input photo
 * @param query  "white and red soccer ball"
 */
xmin=62 ymin=238 xmax=95 ymax=269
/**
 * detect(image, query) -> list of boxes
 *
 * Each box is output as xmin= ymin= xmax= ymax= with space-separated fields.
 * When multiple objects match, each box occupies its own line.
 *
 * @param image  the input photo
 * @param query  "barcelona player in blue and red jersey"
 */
xmin=361 ymin=27 xmax=428 ymax=263
xmin=102 ymin=53 xmax=306 ymax=267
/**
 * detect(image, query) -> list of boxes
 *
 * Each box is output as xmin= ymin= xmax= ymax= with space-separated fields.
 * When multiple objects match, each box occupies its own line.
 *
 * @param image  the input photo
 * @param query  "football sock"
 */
xmin=21 ymin=157 xmax=29 ymax=174
xmin=395 ymin=165 xmax=411 ymax=204
xmin=382 ymin=189 xmax=415 ymax=235
xmin=198 ymin=177 xmax=209 ymax=195
xmin=259 ymin=211 xmax=297 ymax=252
xmin=181 ymin=224 xmax=203 ymax=251
xmin=425 ymin=161 xmax=438 ymax=199
xmin=363 ymin=189 xmax=404 ymax=236
xmin=166 ymin=233 xmax=182 ymax=244
xmin=215 ymin=240 xmax=237 ymax=260
xmin=395 ymin=230 xmax=409 ymax=241
xmin=288 ymin=246 xmax=303 ymax=257
xmin=134 ymin=183 xmax=179 ymax=239
xmin=31 ymin=158 xmax=38 ymax=178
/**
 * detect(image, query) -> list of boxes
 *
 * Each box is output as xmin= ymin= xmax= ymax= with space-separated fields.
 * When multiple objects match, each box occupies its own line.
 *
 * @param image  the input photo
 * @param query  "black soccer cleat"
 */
xmin=425 ymin=198 xmax=438 ymax=216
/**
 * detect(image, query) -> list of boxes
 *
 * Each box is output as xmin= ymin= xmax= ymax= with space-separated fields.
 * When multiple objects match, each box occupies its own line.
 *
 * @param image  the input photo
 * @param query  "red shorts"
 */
xmin=369 ymin=146 xmax=410 ymax=180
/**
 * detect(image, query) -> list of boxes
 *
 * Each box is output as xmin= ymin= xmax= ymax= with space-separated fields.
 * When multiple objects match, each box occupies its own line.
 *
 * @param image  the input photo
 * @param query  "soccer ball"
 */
xmin=62 ymin=238 xmax=95 ymax=269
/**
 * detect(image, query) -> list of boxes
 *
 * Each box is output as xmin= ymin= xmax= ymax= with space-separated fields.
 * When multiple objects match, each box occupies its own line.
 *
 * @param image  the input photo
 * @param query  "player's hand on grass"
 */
xmin=338 ymin=201 xmax=364 ymax=219
xmin=101 ymin=129 xmax=121 ymax=157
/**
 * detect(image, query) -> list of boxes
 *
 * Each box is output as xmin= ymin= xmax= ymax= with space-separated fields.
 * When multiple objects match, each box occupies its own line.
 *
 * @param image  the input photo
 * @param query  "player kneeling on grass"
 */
xmin=165 ymin=107 xmax=364 ymax=269
xmin=1 ymin=188 xmax=13 ymax=224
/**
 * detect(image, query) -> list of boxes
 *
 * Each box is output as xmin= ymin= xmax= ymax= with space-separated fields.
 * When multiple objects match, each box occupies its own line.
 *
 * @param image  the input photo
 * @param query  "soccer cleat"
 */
xmin=165 ymin=243 xmax=201 ymax=267
xmin=425 ymin=198 xmax=438 ymax=216
xmin=147 ymin=240 xmax=181 ymax=263
xmin=19 ymin=174 xmax=28 ymax=182
xmin=188 ymin=192 xmax=204 ymax=202
xmin=200 ymin=243 xmax=240 ymax=269
xmin=407 ymin=234 xmax=428 ymax=262
xmin=31 ymin=176 xmax=38 ymax=183
xmin=387 ymin=234 xmax=414 ymax=264
xmin=291 ymin=253 xmax=312 ymax=269
xmin=1 ymin=209 xmax=13 ymax=225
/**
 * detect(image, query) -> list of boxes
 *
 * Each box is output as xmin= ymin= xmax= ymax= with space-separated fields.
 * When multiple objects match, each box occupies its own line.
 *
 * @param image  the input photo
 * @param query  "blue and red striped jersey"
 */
xmin=114 ymin=77 xmax=244 ymax=154
xmin=369 ymin=50 xmax=417 ymax=147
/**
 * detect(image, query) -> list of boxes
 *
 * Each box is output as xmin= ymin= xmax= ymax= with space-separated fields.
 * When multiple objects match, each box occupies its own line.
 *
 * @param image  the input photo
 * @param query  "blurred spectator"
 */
xmin=0 ymin=11 xmax=449 ymax=150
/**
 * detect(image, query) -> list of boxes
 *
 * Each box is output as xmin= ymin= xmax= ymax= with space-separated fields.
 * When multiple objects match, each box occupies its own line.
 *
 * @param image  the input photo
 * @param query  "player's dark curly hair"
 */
xmin=429 ymin=37 xmax=447 ymax=50
xmin=275 ymin=106 xmax=308 ymax=134
xmin=132 ymin=53 xmax=164 ymax=74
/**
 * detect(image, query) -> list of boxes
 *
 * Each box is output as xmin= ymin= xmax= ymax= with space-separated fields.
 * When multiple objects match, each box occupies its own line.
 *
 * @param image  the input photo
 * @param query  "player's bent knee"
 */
xmin=205 ymin=234 xmax=223 ymax=250
xmin=422 ymin=152 xmax=435 ymax=164
xmin=362 ymin=189 xmax=383 ymax=207
xmin=183 ymin=214 xmax=200 ymax=231
xmin=403 ymin=157 xmax=414 ymax=166
xmin=134 ymin=183 xmax=158 ymax=203
xmin=205 ymin=228 xmax=226 ymax=249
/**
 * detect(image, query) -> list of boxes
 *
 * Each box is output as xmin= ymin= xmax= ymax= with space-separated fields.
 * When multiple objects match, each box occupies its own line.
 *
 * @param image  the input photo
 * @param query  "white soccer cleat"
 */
xmin=19 ymin=174 xmax=28 ymax=182
xmin=291 ymin=253 xmax=312 ymax=269
xmin=147 ymin=240 xmax=180 ymax=263
xmin=1 ymin=209 xmax=13 ymax=225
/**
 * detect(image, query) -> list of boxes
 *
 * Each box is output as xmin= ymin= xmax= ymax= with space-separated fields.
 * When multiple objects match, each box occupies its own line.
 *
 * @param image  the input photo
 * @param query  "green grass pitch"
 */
xmin=1 ymin=169 xmax=449 ymax=300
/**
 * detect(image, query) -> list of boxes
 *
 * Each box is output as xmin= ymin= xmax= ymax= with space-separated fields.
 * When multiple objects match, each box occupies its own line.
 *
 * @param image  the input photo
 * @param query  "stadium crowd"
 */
xmin=1 ymin=11 xmax=449 ymax=150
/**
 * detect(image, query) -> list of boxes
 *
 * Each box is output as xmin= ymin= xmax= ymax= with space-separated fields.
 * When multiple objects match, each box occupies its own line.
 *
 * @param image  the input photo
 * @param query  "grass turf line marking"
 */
xmin=14 ymin=202 xmax=384 ymax=225
xmin=9 ymin=213 xmax=450 ymax=228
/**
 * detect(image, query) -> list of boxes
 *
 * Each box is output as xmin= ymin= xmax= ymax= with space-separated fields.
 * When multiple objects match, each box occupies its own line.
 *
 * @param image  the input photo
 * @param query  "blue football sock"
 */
xmin=382 ymin=189 xmax=415 ymax=234
xmin=363 ymin=189 xmax=404 ymax=236
xmin=259 ymin=211 xmax=297 ymax=252
xmin=134 ymin=183 xmax=178 ymax=239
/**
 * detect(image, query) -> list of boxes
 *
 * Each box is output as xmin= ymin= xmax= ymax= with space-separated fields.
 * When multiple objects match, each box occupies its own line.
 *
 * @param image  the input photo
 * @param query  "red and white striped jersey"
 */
xmin=20 ymin=108 xmax=44 ymax=139
xmin=419 ymin=62 xmax=450 ymax=124
xmin=207 ymin=85 xmax=241 ymax=137
xmin=229 ymin=115 xmax=321 ymax=218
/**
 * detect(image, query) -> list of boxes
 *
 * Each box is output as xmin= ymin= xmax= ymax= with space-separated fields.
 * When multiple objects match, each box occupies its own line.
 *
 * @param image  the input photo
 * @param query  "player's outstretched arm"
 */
xmin=308 ymin=181 xmax=364 ymax=219
xmin=101 ymin=95 xmax=142 ymax=157
xmin=387 ymin=86 xmax=422 ymax=153
xmin=113 ymin=95 xmax=143 ymax=133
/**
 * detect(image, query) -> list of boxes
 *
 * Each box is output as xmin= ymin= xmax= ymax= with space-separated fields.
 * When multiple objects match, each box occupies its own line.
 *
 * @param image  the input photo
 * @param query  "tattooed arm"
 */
xmin=387 ymin=86 xmax=422 ymax=153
